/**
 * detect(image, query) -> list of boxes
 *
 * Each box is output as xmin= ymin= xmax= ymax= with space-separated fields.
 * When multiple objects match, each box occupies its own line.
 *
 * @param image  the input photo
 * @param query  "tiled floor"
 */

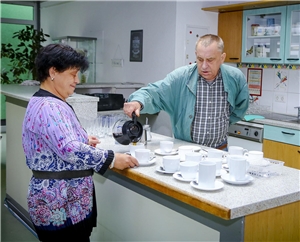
xmin=1 ymin=133 xmax=38 ymax=242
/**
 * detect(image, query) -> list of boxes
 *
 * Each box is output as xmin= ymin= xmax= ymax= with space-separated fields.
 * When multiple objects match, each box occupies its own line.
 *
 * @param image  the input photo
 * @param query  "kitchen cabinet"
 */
xmin=263 ymin=140 xmax=300 ymax=169
xmin=218 ymin=11 xmax=243 ymax=63
xmin=263 ymin=125 xmax=300 ymax=169
xmin=284 ymin=4 xmax=300 ymax=64
xmin=242 ymin=6 xmax=287 ymax=64
xmin=242 ymin=4 xmax=300 ymax=64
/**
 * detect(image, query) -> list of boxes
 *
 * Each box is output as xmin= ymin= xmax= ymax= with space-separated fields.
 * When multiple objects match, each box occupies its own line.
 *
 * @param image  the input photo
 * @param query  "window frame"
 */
xmin=1 ymin=1 xmax=39 ymax=28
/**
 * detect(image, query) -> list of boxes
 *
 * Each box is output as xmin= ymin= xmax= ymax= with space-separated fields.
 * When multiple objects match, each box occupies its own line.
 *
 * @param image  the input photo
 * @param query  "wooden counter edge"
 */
xmin=112 ymin=168 xmax=231 ymax=220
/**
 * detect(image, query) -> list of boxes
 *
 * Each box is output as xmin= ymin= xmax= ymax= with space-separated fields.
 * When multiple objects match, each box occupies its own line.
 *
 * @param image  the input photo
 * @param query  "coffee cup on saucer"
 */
xmin=162 ymin=155 xmax=180 ymax=173
xmin=160 ymin=141 xmax=174 ymax=153
xmin=129 ymin=143 xmax=145 ymax=157
xmin=228 ymin=146 xmax=248 ymax=156
xmin=180 ymin=161 xmax=198 ymax=180
xmin=227 ymin=155 xmax=250 ymax=181
xmin=197 ymin=161 xmax=216 ymax=189
xmin=134 ymin=148 xmax=154 ymax=164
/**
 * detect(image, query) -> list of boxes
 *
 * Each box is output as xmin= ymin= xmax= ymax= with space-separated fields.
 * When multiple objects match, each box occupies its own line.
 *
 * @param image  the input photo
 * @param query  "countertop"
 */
xmin=248 ymin=118 xmax=300 ymax=130
xmin=75 ymin=82 xmax=144 ymax=89
xmin=0 ymin=84 xmax=99 ymax=102
xmin=98 ymin=133 xmax=300 ymax=220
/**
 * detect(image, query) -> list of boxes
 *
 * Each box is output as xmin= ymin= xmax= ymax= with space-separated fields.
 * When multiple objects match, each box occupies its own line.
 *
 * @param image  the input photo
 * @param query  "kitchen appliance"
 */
xmin=228 ymin=121 xmax=264 ymax=151
xmin=112 ymin=112 xmax=143 ymax=145
xmin=85 ymin=93 xmax=125 ymax=111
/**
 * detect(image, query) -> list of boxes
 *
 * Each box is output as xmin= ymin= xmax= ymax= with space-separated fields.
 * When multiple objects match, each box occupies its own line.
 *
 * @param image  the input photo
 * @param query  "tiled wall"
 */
xmin=238 ymin=64 xmax=300 ymax=116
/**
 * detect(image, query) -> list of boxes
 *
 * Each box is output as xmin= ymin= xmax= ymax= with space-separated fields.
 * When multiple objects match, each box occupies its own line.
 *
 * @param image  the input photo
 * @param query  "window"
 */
xmin=1 ymin=1 xmax=39 ymax=122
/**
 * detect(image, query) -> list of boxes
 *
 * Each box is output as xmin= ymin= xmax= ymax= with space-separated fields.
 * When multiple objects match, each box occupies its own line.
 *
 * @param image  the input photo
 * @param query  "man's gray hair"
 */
xmin=195 ymin=34 xmax=224 ymax=53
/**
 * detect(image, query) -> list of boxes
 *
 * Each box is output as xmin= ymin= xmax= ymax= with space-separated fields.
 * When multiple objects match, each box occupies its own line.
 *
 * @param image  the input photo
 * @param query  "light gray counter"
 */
xmin=99 ymin=134 xmax=300 ymax=220
xmin=1 ymin=84 xmax=99 ymax=120
xmin=249 ymin=118 xmax=300 ymax=130
xmin=2 ymin=84 xmax=299 ymax=241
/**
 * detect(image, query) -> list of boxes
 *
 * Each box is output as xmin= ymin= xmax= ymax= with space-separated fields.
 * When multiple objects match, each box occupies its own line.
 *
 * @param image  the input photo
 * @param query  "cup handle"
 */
xmin=150 ymin=152 xmax=155 ymax=160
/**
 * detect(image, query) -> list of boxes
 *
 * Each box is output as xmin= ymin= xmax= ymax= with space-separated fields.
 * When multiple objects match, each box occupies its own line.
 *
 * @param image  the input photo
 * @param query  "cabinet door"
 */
xmin=285 ymin=4 xmax=300 ymax=64
xmin=242 ymin=6 xmax=287 ymax=64
xmin=218 ymin=11 xmax=242 ymax=63
xmin=263 ymin=139 xmax=300 ymax=169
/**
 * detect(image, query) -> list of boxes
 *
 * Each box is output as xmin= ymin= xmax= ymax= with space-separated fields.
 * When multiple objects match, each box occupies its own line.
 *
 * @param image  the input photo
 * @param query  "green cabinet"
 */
xmin=242 ymin=4 xmax=300 ymax=64
xmin=284 ymin=4 xmax=300 ymax=65
xmin=242 ymin=6 xmax=287 ymax=64
xmin=263 ymin=125 xmax=300 ymax=169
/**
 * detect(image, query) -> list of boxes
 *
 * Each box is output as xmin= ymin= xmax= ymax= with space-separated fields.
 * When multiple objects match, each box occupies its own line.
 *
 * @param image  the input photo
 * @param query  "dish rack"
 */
xmin=247 ymin=159 xmax=285 ymax=178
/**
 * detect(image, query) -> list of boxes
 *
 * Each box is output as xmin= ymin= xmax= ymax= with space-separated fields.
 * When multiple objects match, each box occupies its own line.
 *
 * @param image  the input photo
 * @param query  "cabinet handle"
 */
xmin=281 ymin=131 xmax=295 ymax=135
xmin=298 ymin=151 xmax=300 ymax=154
xmin=286 ymin=58 xmax=299 ymax=61
xmin=270 ymin=58 xmax=282 ymax=61
xmin=229 ymin=58 xmax=239 ymax=60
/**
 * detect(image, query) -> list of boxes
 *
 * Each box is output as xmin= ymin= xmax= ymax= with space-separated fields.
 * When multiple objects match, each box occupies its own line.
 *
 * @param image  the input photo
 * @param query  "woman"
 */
xmin=22 ymin=43 xmax=139 ymax=242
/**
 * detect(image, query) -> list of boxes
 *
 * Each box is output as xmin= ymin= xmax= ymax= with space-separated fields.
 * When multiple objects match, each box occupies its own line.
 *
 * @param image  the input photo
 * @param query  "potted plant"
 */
xmin=0 ymin=25 xmax=50 ymax=84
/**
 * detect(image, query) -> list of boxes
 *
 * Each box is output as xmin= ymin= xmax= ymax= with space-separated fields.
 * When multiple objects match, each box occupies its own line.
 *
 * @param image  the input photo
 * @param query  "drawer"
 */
xmin=264 ymin=125 xmax=300 ymax=146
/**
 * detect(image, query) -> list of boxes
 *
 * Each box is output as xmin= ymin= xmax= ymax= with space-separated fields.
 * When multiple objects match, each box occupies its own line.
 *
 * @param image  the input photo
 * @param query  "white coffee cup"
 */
xmin=162 ymin=155 xmax=180 ymax=173
xmin=227 ymin=155 xmax=250 ymax=181
xmin=160 ymin=141 xmax=174 ymax=153
xmin=135 ymin=148 xmax=154 ymax=164
xmin=197 ymin=161 xmax=216 ymax=189
xmin=207 ymin=149 xmax=224 ymax=159
xmin=228 ymin=146 xmax=248 ymax=156
xmin=185 ymin=152 xmax=202 ymax=162
xmin=205 ymin=158 xmax=222 ymax=176
xmin=245 ymin=151 xmax=263 ymax=161
xmin=178 ymin=146 xmax=194 ymax=161
xmin=180 ymin=161 xmax=198 ymax=180
xmin=129 ymin=143 xmax=145 ymax=157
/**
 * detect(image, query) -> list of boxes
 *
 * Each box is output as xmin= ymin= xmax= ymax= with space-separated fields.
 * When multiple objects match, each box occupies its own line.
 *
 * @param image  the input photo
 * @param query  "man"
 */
xmin=124 ymin=34 xmax=249 ymax=150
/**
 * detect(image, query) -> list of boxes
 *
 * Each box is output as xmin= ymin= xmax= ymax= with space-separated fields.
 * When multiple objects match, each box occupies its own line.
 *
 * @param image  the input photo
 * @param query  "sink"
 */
xmin=286 ymin=119 xmax=300 ymax=124
xmin=260 ymin=113 xmax=298 ymax=122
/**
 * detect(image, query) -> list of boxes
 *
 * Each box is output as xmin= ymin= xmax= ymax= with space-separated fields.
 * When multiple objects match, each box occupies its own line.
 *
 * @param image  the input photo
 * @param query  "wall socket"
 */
xmin=275 ymin=94 xmax=285 ymax=103
xmin=111 ymin=59 xmax=123 ymax=67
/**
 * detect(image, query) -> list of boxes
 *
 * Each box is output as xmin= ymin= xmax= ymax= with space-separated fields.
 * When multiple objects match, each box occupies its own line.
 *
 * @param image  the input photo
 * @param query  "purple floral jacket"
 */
xmin=22 ymin=89 xmax=113 ymax=228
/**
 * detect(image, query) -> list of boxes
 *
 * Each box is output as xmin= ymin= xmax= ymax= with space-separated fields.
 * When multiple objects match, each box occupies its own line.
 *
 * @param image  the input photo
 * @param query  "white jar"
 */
xmin=256 ymin=26 xmax=265 ymax=36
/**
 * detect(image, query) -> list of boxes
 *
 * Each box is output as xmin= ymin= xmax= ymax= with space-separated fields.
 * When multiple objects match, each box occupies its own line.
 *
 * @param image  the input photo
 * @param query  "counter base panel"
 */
xmin=245 ymin=200 xmax=300 ymax=241
xmin=95 ymin=170 xmax=244 ymax=241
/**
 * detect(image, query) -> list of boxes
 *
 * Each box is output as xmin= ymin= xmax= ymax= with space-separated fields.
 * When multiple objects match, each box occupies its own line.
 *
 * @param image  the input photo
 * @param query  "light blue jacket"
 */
xmin=128 ymin=63 xmax=249 ymax=142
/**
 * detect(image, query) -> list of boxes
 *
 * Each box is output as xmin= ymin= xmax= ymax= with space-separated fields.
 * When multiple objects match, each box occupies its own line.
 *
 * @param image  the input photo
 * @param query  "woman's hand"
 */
xmin=88 ymin=135 xmax=100 ymax=147
xmin=113 ymin=153 xmax=139 ymax=170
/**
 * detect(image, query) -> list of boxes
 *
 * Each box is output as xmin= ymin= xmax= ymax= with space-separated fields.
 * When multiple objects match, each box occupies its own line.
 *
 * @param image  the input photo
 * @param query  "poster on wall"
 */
xmin=247 ymin=68 xmax=263 ymax=96
xmin=130 ymin=30 xmax=143 ymax=62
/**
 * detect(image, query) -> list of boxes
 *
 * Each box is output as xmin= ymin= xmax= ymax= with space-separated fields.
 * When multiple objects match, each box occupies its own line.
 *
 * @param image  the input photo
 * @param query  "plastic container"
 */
xmin=248 ymin=158 xmax=285 ymax=178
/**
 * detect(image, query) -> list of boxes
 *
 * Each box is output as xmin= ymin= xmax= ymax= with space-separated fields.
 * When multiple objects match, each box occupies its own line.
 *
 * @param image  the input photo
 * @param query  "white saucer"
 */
xmin=155 ymin=166 xmax=178 ymax=174
xmin=173 ymin=172 xmax=197 ymax=182
xmin=190 ymin=180 xmax=224 ymax=191
xmin=216 ymin=169 xmax=227 ymax=177
xmin=154 ymin=148 xmax=178 ymax=156
xmin=221 ymin=173 xmax=254 ymax=185
xmin=138 ymin=158 xmax=156 ymax=167
xmin=178 ymin=145 xmax=201 ymax=152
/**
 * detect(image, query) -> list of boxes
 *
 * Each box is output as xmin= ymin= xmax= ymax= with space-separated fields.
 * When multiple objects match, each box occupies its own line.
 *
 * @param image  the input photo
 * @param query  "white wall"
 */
xmin=40 ymin=1 xmax=218 ymax=85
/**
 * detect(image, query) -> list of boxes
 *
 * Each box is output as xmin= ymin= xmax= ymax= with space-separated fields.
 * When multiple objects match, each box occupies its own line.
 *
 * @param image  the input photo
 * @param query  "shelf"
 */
xmin=248 ymin=35 xmax=280 ymax=38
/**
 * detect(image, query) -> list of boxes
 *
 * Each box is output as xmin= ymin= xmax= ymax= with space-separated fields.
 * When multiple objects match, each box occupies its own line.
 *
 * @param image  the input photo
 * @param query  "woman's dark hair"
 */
xmin=35 ymin=43 xmax=89 ymax=82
